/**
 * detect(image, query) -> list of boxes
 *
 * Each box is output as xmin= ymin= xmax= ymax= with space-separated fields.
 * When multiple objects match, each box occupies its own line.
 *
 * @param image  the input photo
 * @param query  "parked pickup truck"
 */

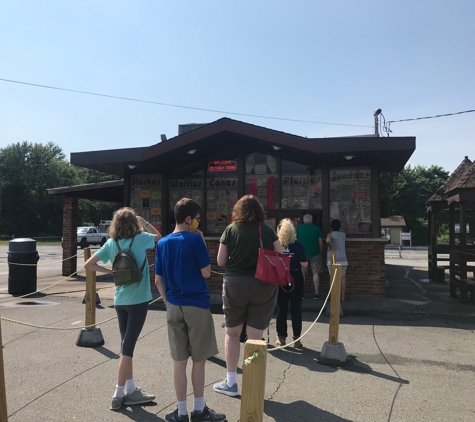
xmin=77 ymin=227 xmax=109 ymax=249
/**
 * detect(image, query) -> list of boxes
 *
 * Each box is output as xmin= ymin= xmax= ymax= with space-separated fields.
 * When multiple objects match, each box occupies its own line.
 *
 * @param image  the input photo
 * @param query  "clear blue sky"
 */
xmin=1 ymin=1 xmax=474 ymax=173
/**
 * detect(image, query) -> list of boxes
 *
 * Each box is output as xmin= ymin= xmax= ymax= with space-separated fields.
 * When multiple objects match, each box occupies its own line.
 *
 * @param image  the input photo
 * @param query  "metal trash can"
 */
xmin=8 ymin=238 xmax=39 ymax=295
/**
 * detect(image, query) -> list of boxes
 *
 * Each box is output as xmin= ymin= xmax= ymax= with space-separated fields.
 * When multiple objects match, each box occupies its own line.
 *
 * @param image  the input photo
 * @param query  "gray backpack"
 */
xmin=112 ymin=236 xmax=147 ymax=286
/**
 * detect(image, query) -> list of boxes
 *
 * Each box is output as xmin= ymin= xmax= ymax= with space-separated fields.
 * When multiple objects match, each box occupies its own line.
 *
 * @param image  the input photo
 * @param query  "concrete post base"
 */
xmin=82 ymin=293 xmax=101 ymax=304
xmin=318 ymin=341 xmax=348 ymax=366
xmin=76 ymin=327 xmax=105 ymax=348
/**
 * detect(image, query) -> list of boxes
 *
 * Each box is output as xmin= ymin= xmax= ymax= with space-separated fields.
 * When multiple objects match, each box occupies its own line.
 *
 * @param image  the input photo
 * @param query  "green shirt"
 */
xmin=220 ymin=222 xmax=278 ymax=276
xmin=296 ymin=223 xmax=323 ymax=258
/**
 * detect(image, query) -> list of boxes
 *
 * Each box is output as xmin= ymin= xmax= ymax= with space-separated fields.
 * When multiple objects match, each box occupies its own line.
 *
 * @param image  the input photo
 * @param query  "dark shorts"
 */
xmin=222 ymin=275 xmax=278 ymax=330
xmin=115 ymin=301 xmax=149 ymax=357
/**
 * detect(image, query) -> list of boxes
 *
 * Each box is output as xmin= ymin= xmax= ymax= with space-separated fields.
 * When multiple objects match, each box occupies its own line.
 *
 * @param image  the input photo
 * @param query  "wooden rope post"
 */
xmin=329 ymin=262 xmax=342 ymax=345
xmin=76 ymin=248 xmax=104 ymax=347
xmin=0 ymin=319 xmax=8 ymax=421
xmin=240 ymin=340 xmax=268 ymax=422
xmin=83 ymin=248 xmax=96 ymax=329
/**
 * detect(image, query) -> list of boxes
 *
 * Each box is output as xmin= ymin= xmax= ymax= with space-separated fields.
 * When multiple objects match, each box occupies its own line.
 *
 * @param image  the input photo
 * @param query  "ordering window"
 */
xmin=281 ymin=160 xmax=322 ymax=209
xmin=329 ymin=168 xmax=372 ymax=235
xmin=169 ymin=163 xmax=204 ymax=212
xmin=244 ymin=152 xmax=279 ymax=209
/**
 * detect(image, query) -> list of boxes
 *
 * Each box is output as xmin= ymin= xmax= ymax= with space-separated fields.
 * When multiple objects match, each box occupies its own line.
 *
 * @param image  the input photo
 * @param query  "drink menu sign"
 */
xmin=130 ymin=174 xmax=163 ymax=232
xmin=329 ymin=168 xmax=372 ymax=235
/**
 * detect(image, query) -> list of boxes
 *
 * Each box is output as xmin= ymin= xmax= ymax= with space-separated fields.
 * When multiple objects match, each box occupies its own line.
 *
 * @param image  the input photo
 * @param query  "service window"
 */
xmin=130 ymin=174 xmax=163 ymax=233
xmin=244 ymin=152 xmax=279 ymax=210
xmin=281 ymin=160 xmax=322 ymax=210
xmin=205 ymin=156 xmax=239 ymax=235
xmin=329 ymin=168 xmax=372 ymax=235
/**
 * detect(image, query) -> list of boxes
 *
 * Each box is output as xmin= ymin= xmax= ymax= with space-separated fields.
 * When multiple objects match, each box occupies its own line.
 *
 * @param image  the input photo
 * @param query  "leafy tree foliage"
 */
xmin=0 ymin=142 xmax=119 ymax=237
xmin=380 ymin=165 xmax=449 ymax=245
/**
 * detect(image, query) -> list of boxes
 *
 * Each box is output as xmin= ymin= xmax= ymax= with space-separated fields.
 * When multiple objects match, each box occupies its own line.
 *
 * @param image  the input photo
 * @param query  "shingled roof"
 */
xmin=426 ymin=156 xmax=472 ymax=206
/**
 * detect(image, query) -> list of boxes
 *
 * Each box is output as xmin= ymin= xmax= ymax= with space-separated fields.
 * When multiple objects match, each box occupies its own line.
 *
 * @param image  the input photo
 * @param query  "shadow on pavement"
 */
xmin=115 ymin=402 xmax=165 ymax=421
xmin=264 ymin=399 xmax=352 ymax=422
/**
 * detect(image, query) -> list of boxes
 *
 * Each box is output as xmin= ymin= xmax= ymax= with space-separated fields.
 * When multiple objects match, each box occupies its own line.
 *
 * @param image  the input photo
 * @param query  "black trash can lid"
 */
xmin=8 ymin=238 xmax=37 ymax=254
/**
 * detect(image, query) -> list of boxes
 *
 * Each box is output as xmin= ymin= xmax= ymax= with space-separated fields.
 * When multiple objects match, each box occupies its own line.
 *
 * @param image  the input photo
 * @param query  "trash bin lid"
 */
xmin=8 ymin=238 xmax=37 ymax=254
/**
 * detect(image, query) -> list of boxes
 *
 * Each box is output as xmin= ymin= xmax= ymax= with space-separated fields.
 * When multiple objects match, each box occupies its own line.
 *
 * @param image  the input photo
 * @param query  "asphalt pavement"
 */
xmin=0 ymin=245 xmax=474 ymax=421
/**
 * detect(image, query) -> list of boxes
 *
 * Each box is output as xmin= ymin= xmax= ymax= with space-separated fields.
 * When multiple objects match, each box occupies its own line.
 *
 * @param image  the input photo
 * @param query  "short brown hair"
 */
xmin=232 ymin=195 xmax=265 ymax=225
xmin=174 ymin=198 xmax=202 ymax=224
xmin=108 ymin=207 xmax=141 ymax=240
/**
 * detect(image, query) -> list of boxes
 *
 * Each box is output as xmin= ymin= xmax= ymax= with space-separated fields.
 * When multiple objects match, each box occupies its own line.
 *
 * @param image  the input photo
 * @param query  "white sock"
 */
xmin=177 ymin=399 xmax=187 ymax=416
xmin=226 ymin=372 xmax=237 ymax=386
xmin=193 ymin=396 xmax=205 ymax=413
xmin=113 ymin=385 xmax=125 ymax=398
xmin=125 ymin=378 xmax=136 ymax=393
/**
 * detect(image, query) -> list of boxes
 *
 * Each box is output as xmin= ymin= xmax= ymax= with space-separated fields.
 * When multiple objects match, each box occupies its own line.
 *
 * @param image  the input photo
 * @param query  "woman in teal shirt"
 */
xmin=85 ymin=207 xmax=161 ymax=410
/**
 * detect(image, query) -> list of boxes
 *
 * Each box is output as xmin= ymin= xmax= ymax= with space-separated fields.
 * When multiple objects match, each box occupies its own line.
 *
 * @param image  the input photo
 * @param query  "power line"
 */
xmin=387 ymin=109 xmax=475 ymax=125
xmin=0 ymin=77 xmax=373 ymax=128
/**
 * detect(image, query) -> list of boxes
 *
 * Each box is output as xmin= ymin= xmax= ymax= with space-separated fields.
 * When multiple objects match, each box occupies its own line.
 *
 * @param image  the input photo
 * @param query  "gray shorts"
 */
xmin=303 ymin=254 xmax=323 ymax=275
xmin=327 ymin=264 xmax=347 ymax=276
xmin=222 ymin=275 xmax=278 ymax=330
xmin=166 ymin=304 xmax=218 ymax=362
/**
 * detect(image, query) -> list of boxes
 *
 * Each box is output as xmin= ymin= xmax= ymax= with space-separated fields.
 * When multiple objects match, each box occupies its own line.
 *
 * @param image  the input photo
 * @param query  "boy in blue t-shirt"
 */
xmin=154 ymin=198 xmax=226 ymax=422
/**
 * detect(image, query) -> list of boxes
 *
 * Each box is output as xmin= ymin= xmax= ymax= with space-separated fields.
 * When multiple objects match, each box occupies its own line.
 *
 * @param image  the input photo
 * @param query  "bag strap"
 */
xmin=258 ymin=224 xmax=264 ymax=248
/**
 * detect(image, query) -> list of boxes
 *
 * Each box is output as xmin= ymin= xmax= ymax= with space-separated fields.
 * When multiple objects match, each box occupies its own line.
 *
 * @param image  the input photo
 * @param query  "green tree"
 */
xmin=0 ymin=142 xmax=81 ymax=236
xmin=380 ymin=165 xmax=449 ymax=245
xmin=0 ymin=142 xmax=120 ymax=237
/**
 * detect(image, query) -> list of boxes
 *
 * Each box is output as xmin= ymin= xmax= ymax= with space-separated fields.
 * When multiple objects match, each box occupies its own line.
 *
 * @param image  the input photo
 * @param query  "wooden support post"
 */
xmin=76 ymin=248 xmax=104 ymax=347
xmin=329 ymin=262 xmax=342 ymax=345
xmin=84 ymin=248 xmax=96 ymax=329
xmin=0 ymin=319 xmax=8 ymax=422
xmin=240 ymin=340 xmax=268 ymax=422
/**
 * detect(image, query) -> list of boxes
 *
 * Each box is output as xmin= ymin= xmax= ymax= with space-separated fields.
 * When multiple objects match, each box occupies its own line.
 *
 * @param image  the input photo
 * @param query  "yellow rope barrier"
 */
xmin=0 ymin=267 xmax=86 ymax=303
xmin=0 ymin=294 xmax=164 ymax=331
xmin=244 ymin=351 xmax=258 ymax=366
xmin=7 ymin=253 xmax=80 ymax=267
xmin=267 ymin=268 xmax=337 ymax=352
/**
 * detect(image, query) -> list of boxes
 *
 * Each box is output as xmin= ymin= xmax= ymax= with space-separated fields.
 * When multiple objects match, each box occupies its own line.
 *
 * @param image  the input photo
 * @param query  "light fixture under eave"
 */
xmin=187 ymin=149 xmax=197 ymax=155
xmin=344 ymin=155 xmax=354 ymax=161
xmin=272 ymin=145 xmax=281 ymax=151
xmin=127 ymin=164 xmax=137 ymax=169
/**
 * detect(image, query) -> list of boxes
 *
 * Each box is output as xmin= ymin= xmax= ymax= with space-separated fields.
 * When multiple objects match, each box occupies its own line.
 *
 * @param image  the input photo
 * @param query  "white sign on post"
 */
xmin=401 ymin=232 xmax=411 ymax=241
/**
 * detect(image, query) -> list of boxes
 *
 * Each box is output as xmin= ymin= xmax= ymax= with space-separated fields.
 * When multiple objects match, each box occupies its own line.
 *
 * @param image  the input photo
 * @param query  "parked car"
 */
xmin=76 ymin=227 xmax=109 ymax=249
xmin=468 ymin=238 xmax=475 ymax=246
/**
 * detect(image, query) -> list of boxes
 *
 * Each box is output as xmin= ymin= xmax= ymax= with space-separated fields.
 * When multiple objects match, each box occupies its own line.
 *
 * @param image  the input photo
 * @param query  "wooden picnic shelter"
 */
xmin=426 ymin=156 xmax=475 ymax=302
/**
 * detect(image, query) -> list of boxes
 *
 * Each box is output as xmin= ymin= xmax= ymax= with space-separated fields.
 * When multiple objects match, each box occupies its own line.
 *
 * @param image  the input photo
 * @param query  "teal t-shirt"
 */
xmin=220 ymin=222 xmax=278 ymax=276
xmin=296 ymin=223 xmax=323 ymax=258
xmin=95 ymin=232 xmax=156 ymax=306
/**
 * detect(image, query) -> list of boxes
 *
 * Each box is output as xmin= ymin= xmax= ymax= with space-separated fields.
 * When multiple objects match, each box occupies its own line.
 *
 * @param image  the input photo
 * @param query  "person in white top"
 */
xmin=326 ymin=219 xmax=348 ymax=302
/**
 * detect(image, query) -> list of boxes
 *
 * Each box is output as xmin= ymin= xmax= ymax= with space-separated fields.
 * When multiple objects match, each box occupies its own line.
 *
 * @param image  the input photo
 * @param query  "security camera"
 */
xmin=373 ymin=108 xmax=382 ymax=117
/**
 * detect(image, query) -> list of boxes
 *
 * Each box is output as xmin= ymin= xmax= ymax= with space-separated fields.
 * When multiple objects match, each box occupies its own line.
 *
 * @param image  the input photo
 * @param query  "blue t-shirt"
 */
xmin=154 ymin=231 xmax=211 ymax=309
xmin=282 ymin=240 xmax=308 ymax=272
xmin=94 ymin=232 xmax=156 ymax=306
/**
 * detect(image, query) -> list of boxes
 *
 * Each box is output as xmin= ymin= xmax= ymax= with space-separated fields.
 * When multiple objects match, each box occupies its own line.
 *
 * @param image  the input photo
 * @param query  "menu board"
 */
xmin=281 ymin=171 xmax=322 ymax=209
xmin=169 ymin=178 xmax=203 ymax=211
xmin=329 ymin=168 xmax=372 ymax=235
xmin=245 ymin=153 xmax=279 ymax=209
xmin=206 ymin=177 xmax=238 ymax=234
xmin=130 ymin=174 xmax=163 ymax=233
